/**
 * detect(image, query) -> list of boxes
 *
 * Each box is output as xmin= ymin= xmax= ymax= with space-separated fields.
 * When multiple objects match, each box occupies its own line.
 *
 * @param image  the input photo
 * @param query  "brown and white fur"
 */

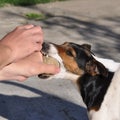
xmin=39 ymin=42 xmax=120 ymax=120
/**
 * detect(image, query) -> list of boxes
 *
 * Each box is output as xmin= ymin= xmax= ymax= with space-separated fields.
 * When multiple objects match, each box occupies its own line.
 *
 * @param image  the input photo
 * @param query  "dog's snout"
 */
xmin=42 ymin=42 xmax=50 ymax=53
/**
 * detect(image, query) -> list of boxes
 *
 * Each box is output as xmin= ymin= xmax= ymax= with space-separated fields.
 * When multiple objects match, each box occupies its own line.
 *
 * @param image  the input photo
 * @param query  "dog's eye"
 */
xmin=66 ymin=50 xmax=73 ymax=57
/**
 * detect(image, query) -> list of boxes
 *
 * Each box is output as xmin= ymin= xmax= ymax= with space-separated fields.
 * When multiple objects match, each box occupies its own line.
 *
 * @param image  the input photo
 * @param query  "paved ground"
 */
xmin=0 ymin=0 xmax=120 ymax=120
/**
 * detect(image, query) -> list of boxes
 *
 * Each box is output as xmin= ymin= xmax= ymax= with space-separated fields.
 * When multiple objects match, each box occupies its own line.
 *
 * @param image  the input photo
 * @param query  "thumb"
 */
xmin=38 ymin=63 xmax=60 ymax=74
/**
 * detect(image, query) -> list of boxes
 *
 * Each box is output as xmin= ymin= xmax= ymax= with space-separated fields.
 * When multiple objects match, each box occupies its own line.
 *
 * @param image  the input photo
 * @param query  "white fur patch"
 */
xmin=94 ymin=56 xmax=120 ymax=72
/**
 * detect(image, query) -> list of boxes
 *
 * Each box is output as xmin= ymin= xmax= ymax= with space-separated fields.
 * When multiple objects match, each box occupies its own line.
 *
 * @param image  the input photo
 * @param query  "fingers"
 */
xmin=32 ymin=42 xmax=42 ymax=52
xmin=23 ymin=24 xmax=34 ymax=29
xmin=16 ymin=24 xmax=34 ymax=30
xmin=14 ymin=24 xmax=43 ymax=60
xmin=29 ymin=26 xmax=43 ymax=44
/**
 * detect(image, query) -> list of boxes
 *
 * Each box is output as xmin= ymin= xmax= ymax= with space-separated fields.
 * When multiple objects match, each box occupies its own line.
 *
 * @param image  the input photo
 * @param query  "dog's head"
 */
xmin=38 ymin=42 xmax=108 ymax=80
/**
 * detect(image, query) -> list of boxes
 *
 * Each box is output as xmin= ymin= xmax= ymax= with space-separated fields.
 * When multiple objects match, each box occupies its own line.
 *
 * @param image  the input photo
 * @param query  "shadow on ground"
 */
xmin=0 ymin=9 xmax=120 ymax=119
xmin=3 ymin=9 xmax=120 ymax=61
xmin=0 ymin=81 xmax=88 ymax=120
xmin=42 ymin=15 xmax=120 ymax=60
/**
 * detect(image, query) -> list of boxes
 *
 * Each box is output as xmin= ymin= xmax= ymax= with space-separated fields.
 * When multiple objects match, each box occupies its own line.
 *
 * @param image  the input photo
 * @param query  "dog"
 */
xmin=39 ymin=42 xmax=120 ymax=120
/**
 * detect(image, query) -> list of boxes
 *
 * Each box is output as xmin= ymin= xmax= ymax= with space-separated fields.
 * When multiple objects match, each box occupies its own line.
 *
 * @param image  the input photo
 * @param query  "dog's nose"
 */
xmin=42 ymin=42 xmax=50 ymax=53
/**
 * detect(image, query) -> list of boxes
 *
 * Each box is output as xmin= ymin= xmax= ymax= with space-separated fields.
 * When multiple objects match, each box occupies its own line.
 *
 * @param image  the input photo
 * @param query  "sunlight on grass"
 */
xmin=0 ymin=0 xmax=66 ymax=6
xmin=25 ymin=13 xmax=46 ymax=20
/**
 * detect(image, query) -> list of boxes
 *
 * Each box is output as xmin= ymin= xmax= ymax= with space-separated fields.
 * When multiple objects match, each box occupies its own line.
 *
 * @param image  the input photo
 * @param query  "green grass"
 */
xmin=25 ymin=13 xmax=46 ymax=20
xmin=0 ymin=0 xmax=66 ymax=6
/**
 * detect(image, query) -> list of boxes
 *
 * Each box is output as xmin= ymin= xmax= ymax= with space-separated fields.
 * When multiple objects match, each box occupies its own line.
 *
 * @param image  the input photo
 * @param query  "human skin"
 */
xmin=0 ymin=24 xmax=43 ymax=69
xmin=0 ymin=52 xmax=60 ymax=81
xmin=0 ymin=25 xmax=60 ymax=81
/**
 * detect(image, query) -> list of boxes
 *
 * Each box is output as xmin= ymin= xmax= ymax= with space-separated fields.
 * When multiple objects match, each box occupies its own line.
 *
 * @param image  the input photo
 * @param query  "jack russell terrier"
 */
xmin=39 ymin=42 xmax=120 ymax=120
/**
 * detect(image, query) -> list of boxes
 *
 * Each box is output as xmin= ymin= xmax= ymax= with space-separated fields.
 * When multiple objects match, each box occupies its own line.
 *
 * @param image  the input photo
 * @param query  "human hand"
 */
xmin=0 ymin=24 xmax=43 ymax=63
xmin=0 ymin=52 xmax=60 ymax=81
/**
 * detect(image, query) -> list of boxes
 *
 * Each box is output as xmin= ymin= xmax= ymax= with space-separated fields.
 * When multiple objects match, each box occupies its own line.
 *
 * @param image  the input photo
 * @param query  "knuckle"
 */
xmin=16 ymin=26 xmax=20 ymax=29
xmin=35 ymin=26 xmax=42 ymax=32
xmin=16 ymin=25 xmax=23 ymax=30
xmin=36 ymin=26 xmax=42 ymax=29
xmin=20 ymin=29 xmax=28 ymax=35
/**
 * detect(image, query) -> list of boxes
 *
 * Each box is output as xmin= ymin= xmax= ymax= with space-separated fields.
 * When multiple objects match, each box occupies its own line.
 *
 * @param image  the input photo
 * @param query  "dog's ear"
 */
xmin=81 ymin=44 xmax=91 ymax=51
xmin=81 ymin=44 xmax=92 ymax=57
xmin=86 ymin=59 xmax=108 ymax=77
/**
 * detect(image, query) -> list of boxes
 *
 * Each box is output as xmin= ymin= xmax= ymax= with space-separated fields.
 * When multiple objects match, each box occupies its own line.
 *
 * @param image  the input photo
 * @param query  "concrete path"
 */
xmin=0 ymin=0 xmax=120 ymax=120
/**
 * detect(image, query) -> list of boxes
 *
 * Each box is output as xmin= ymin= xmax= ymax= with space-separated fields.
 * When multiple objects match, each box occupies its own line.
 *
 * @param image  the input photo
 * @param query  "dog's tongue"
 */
xmin=43 ymin=56 xmax=60 ymax=67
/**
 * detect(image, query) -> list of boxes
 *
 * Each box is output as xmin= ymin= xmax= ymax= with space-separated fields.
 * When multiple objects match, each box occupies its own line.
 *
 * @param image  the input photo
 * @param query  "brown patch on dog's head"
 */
xmin=54 ymin=42 xmax=108 ymax=77
xmin=39 ymin=42 xmax=108 ymax=79
xmin=53 ymin=42 xmax=84 ymax=75
xmin=51 ymin=42 xmax=94 ymax=76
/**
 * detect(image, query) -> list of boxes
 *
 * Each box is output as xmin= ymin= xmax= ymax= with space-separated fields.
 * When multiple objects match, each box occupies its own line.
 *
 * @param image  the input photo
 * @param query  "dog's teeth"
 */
xmin=41 ymin=51 xmax=47 ymax=56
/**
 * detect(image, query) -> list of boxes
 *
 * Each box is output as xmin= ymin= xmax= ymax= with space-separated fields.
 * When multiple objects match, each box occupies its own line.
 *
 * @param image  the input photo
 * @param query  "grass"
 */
xmin=0 ymin=0 xmax=66 ymax=6
xmin=25 ymin=13 xmax=46 ymax=20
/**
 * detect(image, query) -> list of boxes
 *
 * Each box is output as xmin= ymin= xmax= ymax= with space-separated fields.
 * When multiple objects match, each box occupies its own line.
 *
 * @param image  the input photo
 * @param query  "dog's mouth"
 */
xmin=41 ymin=49 xmax=60 ymax=68
xmin=38 ymin=44 xmax=60 ymax=79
